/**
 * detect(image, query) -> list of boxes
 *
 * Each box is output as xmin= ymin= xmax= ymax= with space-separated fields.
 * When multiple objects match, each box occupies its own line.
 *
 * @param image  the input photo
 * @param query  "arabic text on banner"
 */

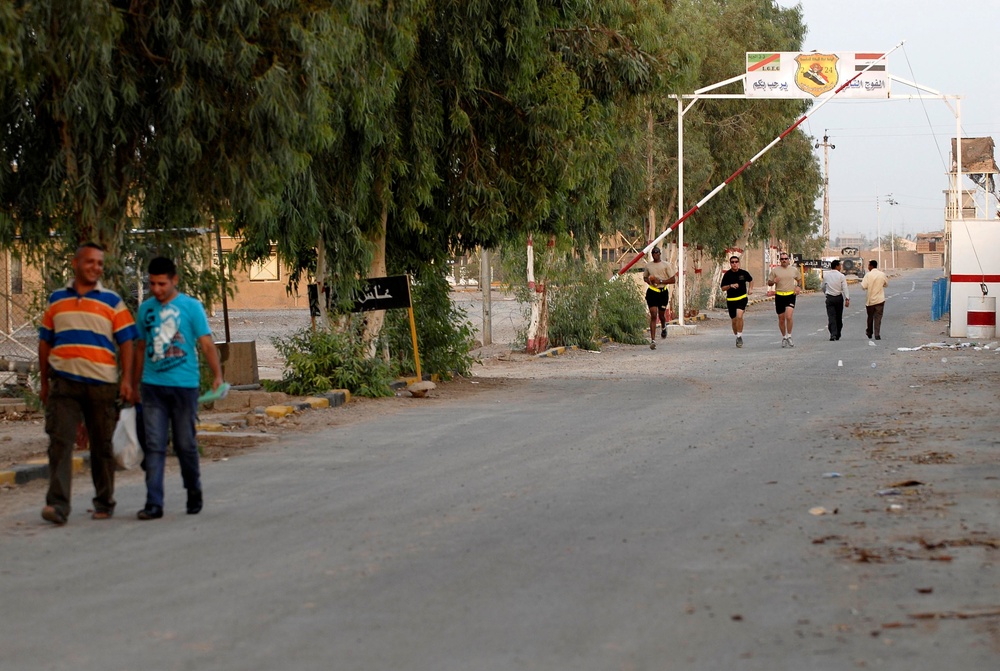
xmin=744 ymin=52 xmax=889 ymax=99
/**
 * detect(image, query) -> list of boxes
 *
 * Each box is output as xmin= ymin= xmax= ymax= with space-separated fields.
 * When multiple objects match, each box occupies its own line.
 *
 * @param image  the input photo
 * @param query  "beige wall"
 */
xmin=210 ymin=236 xmax=304 ymax=311
xmin=1 ymin=247 xmax=45 ymax=356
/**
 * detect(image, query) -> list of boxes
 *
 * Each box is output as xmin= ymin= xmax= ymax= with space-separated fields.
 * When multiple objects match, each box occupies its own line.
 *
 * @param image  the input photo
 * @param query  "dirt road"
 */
xmin=3 ymin=269 xmax=999 ymax=669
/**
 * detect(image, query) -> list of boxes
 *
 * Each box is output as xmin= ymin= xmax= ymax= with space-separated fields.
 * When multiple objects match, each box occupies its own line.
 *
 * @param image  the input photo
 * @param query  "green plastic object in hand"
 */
xmin=197 ymin=382 xmax=231 ymax=405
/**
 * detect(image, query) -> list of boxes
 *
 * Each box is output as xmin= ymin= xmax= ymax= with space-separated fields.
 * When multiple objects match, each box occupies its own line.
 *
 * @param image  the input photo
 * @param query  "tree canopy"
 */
xmin=647 ymin=0 xmax=823 ymax=257
xmin=1 ymin=0 xmax=822 ymax=298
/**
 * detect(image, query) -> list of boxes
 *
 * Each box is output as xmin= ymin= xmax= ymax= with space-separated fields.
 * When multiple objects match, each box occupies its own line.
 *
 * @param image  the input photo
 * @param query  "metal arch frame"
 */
xmin=665 ymin=62 xmax=961 ymax=326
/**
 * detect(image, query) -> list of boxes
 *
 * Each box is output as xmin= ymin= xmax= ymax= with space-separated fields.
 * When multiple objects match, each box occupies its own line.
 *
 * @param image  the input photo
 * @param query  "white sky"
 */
xmin=772 ymin=0 xmax=1000 ymax=242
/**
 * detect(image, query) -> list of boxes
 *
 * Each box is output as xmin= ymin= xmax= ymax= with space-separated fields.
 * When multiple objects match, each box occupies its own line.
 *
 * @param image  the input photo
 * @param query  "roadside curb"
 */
xmin=669 ymin=313 xmax=708 ymax=323
xmin=1 ymin=453 xmax=89 ymax=487
xmin=748 ymin=296 xmax=776 ymax=306
xmin=0 ymin=389 xmax=354 ymax=488
xmin=535 ymin=345 xmax=579 ymax=358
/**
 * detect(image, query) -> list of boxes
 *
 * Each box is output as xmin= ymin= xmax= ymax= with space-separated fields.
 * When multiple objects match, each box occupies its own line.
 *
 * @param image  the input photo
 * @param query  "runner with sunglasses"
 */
xmin=720 ymin=255 xmax=753 ymax=348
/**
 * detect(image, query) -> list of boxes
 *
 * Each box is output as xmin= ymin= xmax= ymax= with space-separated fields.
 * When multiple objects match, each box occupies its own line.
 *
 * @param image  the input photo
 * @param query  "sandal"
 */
xmin=41 ymin=505 xmax=68 ymax=526
xmin=91 ymin=510 xmax=113 ymax=520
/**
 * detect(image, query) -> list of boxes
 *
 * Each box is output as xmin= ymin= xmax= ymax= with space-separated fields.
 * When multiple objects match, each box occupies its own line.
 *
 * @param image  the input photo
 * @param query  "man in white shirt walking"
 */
xmin=861 ymin=259 xmax=889 ymax=340
xmin=823 ymin=259 xmax=850 ymax=341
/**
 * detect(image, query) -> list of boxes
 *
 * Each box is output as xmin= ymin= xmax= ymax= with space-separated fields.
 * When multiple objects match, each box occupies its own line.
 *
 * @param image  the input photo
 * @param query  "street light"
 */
xmin=875 ymin=193 xmax=896 ymax=268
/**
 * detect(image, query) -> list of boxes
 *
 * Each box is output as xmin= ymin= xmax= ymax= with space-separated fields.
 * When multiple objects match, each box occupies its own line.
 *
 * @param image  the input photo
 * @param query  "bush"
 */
xmin=804 ymin=270 xmax=822 ymax=291
xmin=383 ymin=270 xmax=476 ymax=380
xmin=499 ymin=238 xmax=648 ymax=349
xmin=544 ymin=257 xmax=647 ymax=349
xmin=271 ymin=326 xmax=394 ymax=397
xmin=597 ymin=275 xmax=648 ymax=345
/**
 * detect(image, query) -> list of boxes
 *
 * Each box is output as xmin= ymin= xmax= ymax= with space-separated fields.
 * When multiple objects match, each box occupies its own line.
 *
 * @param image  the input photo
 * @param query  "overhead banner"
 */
xmin=744 ymin=52 xmax=889 ymax=99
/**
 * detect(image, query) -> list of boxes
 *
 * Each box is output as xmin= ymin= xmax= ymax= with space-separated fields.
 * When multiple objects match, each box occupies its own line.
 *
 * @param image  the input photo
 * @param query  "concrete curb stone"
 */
xmin=1 ymin=389 xmax=355 ymax=488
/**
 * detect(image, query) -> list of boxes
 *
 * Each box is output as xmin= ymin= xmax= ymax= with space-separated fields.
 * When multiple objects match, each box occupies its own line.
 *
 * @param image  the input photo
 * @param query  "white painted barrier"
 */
xmin=967 ymin=295 xmax=996 ymax=339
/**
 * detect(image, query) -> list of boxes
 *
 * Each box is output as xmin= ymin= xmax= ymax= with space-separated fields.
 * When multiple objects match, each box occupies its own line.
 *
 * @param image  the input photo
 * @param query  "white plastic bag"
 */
xmin=112 ymin=406 xmax=141 ymax=471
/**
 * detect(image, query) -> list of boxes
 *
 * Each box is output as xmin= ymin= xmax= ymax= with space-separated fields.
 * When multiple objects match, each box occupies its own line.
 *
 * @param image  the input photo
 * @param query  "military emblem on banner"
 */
xmin=794 ymin=53 xmax=838 ymax=97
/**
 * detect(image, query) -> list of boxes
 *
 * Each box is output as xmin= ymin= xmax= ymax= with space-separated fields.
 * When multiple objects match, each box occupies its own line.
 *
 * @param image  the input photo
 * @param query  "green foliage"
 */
xmin=0 ymin=0 xmax=347 ymax=297
xmin=383 ymin=271 xmax=476 ymax=380
xmin=546 ymin=259 xmax=648 ymax=349
xmin=271 ymin=327 xmax=394 ymax=398
xmin=0 ymin=0 xmax=824 ymax=370
xmin=546 ymin=262 xmax=605 ymax=350
xmin=690 ymin=277 xmax=716 ymax=312
xmin=502 ymin=243 xmax=647 ymax=350
xmin=804 ymin=270 xmax=822 ymax=291
xmin=649 ymin=0 xmax=822 ymax=256
xmin=597 ymin=276 xmax=649 ymax=345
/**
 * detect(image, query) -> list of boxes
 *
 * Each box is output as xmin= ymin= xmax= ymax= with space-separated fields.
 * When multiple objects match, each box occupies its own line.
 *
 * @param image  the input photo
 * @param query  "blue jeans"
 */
xmin=140 ymin=384 xmax=201 ymax=509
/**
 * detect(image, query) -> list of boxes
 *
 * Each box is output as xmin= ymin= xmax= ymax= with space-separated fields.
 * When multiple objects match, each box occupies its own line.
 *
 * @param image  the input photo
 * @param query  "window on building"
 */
xmin=248 ymin=252 xmax=280 ymax=282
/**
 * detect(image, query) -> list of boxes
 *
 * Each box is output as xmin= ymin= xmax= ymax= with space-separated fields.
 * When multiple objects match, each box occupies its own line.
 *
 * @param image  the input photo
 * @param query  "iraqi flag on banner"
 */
xmin=855 ymin=52 xmax=886 ymax=71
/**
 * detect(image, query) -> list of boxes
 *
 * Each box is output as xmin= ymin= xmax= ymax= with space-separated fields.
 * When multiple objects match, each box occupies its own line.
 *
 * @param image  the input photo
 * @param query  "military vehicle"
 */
xmin=839 ymin=247 xmax=865 ymax=278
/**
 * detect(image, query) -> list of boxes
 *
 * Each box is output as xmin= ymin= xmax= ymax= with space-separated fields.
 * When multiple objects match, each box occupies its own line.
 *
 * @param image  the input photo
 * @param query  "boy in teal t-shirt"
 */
xmin=134 ymin=257 xmax=224 ymax=520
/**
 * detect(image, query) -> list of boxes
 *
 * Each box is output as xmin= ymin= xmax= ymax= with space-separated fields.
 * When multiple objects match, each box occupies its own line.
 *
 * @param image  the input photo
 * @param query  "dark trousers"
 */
xmin=866 ymin=302 xmax=885 ymax=338
xmin=825 ymin=294 xmax=845 ymax=339
xmin=44 ymin=376 xmax=119 ymax=517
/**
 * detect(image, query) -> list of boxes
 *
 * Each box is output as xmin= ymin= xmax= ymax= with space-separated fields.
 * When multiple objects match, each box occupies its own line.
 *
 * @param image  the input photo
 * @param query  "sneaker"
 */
xmin=786 ymin=336 xmax=794 ymax=348
xmin=781 ymin=337 xmax=787 ymax=348
xmin=187 ymin=489 xmax=203 ymax=515
xmin=137 ymin=505 xmax=163 ymax=520
xmin=650 ymin=339 xmax=656 ymax=350
xmin=660 ymin=326 xmax=667 ymax=339
xmin=41 ymin=505 xmax=67 ymax=526
xmin=736 ymin=336 xmax=743 ymax=348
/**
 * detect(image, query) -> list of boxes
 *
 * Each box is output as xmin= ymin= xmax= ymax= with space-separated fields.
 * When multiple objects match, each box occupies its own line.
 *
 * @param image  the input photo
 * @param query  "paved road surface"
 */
xmin=3 ymin=268 xmax=998 ymax=670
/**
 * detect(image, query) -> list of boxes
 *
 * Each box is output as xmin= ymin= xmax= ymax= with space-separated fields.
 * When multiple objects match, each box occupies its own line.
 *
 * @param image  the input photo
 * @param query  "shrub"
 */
xmin=598 ymin=275 xmax=648 ymax=345
xmin=271 ymin=326 xmax=394 ymax=397
xmin=545 ymin=258 xmax=647 ymax=349
xmin=804 ymin=270 xmax=822 ymax=291
xmin=498 ymin=237 xmax=647 ymax=349
xmin=383 ymin=270 xmax=476 ymax=380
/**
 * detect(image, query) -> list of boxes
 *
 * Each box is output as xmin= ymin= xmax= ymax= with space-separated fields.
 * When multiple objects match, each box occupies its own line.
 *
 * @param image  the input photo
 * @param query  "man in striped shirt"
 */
xmin=38 ymin=243 xmax=138 ymax=525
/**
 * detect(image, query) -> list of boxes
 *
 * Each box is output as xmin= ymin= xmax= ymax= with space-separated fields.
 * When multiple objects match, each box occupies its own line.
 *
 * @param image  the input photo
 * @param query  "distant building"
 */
xmin=916 ymin=231 xmax=945 ymax=268
xmin=834 ymin=233 xmax=866 ymax=250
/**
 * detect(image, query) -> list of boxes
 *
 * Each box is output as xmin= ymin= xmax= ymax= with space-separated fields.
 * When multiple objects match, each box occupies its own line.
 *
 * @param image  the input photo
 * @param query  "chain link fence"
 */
xmin=0 ymin=289 xmax=39 ymax=388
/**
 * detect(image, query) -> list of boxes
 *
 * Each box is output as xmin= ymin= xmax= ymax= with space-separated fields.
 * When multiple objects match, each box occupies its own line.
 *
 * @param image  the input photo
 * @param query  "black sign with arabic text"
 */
xmin=350 ymin=275 xmax=411 ymax=313
xmin=796 ymin=259 xmax=832 ymax=269
xmin=308 ymin=275 xmax=412 ymax=316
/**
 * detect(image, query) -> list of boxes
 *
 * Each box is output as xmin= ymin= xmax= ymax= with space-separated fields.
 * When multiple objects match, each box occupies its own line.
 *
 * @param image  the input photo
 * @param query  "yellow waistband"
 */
xmin=726 ymin=294 xmax=747 ymax=301
xmin=776 ymin=290 xmax=795 ymax=296
xmin=648 ymin=285 xmax=666 ymax=292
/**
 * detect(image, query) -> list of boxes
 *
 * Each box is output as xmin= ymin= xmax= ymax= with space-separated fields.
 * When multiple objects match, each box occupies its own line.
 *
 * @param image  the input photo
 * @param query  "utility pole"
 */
xmin=814 ymin=131 xmax=835 ymax=247
xmin=480 ymin=248 xmax=492 ymax=346
xmin=885 ymin=196 xmax=898 ymax=268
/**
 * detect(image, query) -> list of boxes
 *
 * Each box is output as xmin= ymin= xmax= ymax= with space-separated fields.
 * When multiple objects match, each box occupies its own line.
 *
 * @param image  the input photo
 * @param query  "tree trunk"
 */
xmin=316 ymin=233 xmax=328 ymax=327
xmin=525 ymin=236 xmax=541 ymax=353
xmin=531 ymin=234 xmax=556 ymax=353
xmin=362 ymin=201 xmax=389 ymax=356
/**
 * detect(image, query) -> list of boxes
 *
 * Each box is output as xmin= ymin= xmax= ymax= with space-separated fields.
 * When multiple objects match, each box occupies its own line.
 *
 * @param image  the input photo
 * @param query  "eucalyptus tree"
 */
xmin=268 ymin=0 xmax=691 ymax=346
xmin=378 ymin=0 xmax=692 ymax=349
xmin=0 ymin=0 xmax=337 ymax=300
xmin=647 ymin=0 xmax=822 ymax=258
